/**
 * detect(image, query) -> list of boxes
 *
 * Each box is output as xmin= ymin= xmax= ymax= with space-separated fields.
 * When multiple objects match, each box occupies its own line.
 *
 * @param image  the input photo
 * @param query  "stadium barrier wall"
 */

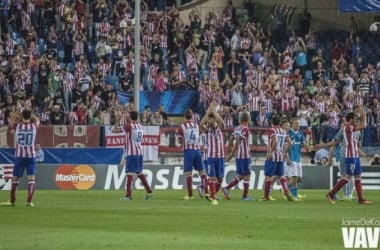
xmin=1 ymin=146 xmax=379 ymax=190
xmin=0 ymin=163 xmax=333 ymax=191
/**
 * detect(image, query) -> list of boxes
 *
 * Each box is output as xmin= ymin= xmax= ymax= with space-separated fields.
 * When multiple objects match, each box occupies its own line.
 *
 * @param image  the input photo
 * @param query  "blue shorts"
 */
xmin=264 ymin=160 xmax=284 ymax=177
xmin=206 ymin=158 xmax=225 ymax=178
xmin=345 ymin=158 xmax=362 ymax=176
xmin=183 ymin=149 xmax=204 ymax=172
xmin=236 ymin=158 xmax=251 ymax=176
xmin=126 ymin=155 xmax=143 ymax=173
xmin=13 ymin=157 xmax=37 ymax=177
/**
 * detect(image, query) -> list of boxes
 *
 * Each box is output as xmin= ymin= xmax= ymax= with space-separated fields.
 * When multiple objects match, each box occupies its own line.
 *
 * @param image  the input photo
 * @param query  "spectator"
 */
xmin=50 ymin=105 xmax=65 ymax=125
xmin=150 ymin=111 xmax=163 ymax=126
xmin=371 ymin=154 xmax=380 ymax=165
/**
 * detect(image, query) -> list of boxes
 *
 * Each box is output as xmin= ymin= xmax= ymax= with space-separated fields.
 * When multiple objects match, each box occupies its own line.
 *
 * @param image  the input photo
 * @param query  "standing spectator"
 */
xmin=35 ymin=143 xmax=44 ymax=163
xmin=176 ymin=109 xmax=208 ymax=200
xmin=113 ymin=110 xmax=154 ymax=201
xmin=50 ymin=105 xmax=65 ymax=125
xmin=1 ymin=110 xmax=40 ymax=207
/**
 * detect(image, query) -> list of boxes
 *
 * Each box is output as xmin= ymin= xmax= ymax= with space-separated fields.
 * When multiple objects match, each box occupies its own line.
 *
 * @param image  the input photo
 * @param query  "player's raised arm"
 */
xmin=355 ymin=106 xmax=366 ymax=131
xmin=31 ymin=113 xmax=40 ymax=126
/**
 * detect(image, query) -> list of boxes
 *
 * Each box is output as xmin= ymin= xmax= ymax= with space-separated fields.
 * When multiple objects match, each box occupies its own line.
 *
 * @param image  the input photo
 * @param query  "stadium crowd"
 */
xmin=0 ymin=0 xmax=380 ymax=146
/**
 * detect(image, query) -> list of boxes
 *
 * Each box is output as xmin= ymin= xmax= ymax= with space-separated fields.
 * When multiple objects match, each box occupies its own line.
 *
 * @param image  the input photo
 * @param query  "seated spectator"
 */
xmin=150 ymin=111 xmax=163 ymax=126
xmin=371 ymin=154 xmax=380 ymax=165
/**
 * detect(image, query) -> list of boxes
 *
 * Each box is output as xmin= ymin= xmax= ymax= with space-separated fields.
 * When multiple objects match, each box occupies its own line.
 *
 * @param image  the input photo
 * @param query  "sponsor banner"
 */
xmin=55 ymin=164 xmax=96 ymax=190
xmin=2 ymin=164 xmax=341 ymax=190
xmin=0 ymin=125 xmax=100 ymax=148
xmin=104 ymin=125 xmax=160 ymax=161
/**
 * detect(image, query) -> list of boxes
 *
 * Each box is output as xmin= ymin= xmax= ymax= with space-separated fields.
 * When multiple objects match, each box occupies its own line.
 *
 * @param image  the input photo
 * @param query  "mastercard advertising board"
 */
xmin=55 ymin=164 xmax=96 ymax=190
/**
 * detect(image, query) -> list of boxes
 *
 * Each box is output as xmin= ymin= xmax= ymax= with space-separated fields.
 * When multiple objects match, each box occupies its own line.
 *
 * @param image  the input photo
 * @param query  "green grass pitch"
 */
xmin=0 ymin=190 xmax=378 ymax=250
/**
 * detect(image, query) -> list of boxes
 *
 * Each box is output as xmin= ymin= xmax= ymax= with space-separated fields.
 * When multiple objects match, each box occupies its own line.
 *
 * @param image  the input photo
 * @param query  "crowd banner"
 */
xmin=158 ymin=127 xmax=313 ymax=154
xmin=339 ymin=0 xmax=380 ymax=12
xmin=104 ymin=125 xmax=160 ymax=161
xmin=0 ymin=125 xmax=100 ymax=148
xmin=0 ymin=125 xmax=313 ymax=154
xmin=142 ymin=126 xmax=160 ymax=161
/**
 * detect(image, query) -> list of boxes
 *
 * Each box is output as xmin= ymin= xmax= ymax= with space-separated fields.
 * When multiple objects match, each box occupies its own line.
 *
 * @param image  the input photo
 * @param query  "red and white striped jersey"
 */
xmin=176 ymin=120 xmax=200 ymax=150
xmin=62 ymin=72 xmax=75 ymax=92
xmin=248 ymin=94 xmax=260 ymax=112
xmin=314 ymin=100 xmax=326 ymax=113
xmin=206 ymin=126 xmax=225 ymax=158
xmin=159 ymin=34 xmax=167 ymax=48
xmin=267 ymin=126 xmax=288 ymax=162
xmin=328 ymin=110 xmax=340 ymax=127
xmin=68 ymin=111 xmax=78 ymax=125
xmin=223 ymin=113 xmax=234 ymax=128
xmin=277 ymin=94 xmax=290 ymax=112
xmin=6 ymin=38 xmax=15 ymax=55
xmin=343 ymin=124 xmax=360 ymax=158
xmin=233 ymin=124 xmax=250 ymax=159
xmin=124 ymin=122 xmax=144 ymax=156
xmin=14 ymin=122 xmax=39 ymax=158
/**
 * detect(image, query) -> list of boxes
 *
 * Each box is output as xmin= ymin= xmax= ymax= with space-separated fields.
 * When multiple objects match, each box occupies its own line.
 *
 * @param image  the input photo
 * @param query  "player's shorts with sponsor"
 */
xmin=183 ymin=149 xmax=204 ymax=172
xmin=126 ymin=155 xmax=143 ymax=173
xmin=206 ymin=157 xmax=225 ymax=178
xmin=285 ymin=161 xmax=302 ymax=177
xmin=344 ymin=157 xmax=362 ymax=176
xmin=13 ymin=157 xmax=37 ymax=177
xmin=236 ymin=158 xmax=251 ymax=176
xmin=264 ymin=160 xmax=284 ymax=177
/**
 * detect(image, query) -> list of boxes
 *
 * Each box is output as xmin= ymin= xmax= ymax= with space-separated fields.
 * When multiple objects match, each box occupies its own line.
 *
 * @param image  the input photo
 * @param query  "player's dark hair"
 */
xmin=272 ymin=116 xmax=281 ymax=126
xmin=240 ymin=111 xmax=250 ymax=123
xmin=130 ymin=111 xmax=139 ymax=121
xmin=280 ymin=119 xmax=289 ymax=126
xmin=346 ymin=112 xmax=355 ymax=121
xmin=21 ymin=109 xmax=32 ymax=120
xmin=184 ymin=109 xmax=193 ymax=120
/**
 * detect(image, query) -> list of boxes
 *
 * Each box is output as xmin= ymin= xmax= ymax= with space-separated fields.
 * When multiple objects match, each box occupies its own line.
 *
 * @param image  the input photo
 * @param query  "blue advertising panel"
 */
xmin=0 ymin=148 xmax=123 ymax=164
xmin=116 ymin=90 xmax=198 ymax=115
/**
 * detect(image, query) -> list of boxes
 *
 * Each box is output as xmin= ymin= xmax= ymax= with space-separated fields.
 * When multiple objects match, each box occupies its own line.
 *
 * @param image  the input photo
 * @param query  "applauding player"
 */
xmin=200 ymin=107 xmax=225 ymax=205
xmin=176 ymin=109 xmax=208 ymax=200
xmin=114 ymin=111 xmax=154 ymax=201
xmin=1 ymin=110 xmax=40 ymax=207
xmin=326 ymin=107 xmax=373 ymax=205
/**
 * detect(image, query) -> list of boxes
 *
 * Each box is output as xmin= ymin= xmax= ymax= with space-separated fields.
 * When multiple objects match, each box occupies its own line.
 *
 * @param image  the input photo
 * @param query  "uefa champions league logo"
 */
xmin=341 ymin=218 xmax=380 ymax=248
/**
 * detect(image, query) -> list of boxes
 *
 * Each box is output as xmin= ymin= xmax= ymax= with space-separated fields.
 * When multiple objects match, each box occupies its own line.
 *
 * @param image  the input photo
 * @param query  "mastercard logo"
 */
xmin=55 ymin=164 xmax=96 ymax=190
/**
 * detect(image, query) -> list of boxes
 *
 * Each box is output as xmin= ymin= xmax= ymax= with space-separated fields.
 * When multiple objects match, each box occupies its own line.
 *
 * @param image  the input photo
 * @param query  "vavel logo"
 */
xmin=342 ymin=218 xmax=380 ymax=248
